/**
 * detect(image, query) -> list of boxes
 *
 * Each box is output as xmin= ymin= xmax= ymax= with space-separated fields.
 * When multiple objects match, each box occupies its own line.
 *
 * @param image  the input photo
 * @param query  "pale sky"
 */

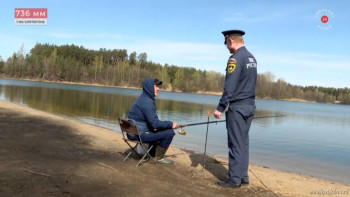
xmin=1 ymin=0 xmax=349 ymax=88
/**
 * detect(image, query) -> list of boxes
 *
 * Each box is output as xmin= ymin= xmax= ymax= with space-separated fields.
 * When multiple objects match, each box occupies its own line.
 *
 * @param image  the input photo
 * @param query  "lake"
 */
xmin=0 ymin=78 xmax=349 ymax=185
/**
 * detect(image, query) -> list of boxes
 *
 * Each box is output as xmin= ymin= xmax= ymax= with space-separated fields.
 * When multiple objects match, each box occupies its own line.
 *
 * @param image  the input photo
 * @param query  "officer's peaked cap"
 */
xmin=222 ymin=30 xmax=245 ymax=44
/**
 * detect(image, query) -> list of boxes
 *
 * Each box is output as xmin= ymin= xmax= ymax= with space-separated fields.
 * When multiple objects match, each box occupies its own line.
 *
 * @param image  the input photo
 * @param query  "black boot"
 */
xmin=155 ymin=146 xmax=174 ymax=165
xmin=148 ymin=142 xmax=157 ymax=157
xmin=217 ymin=180 xmax=241 ymax=188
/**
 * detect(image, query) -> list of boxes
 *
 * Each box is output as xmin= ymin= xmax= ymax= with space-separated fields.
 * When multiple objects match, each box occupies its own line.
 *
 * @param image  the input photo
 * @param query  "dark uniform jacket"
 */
xmin=217 ymin=46 xmax=257 ymax=114
xmin=128 ymin=78 xmax=173 ymax=133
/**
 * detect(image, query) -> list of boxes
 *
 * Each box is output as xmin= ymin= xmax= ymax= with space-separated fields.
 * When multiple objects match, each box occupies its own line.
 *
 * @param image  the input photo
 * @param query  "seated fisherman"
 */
xmin=127 ymin=78 xmax=179 ymax=165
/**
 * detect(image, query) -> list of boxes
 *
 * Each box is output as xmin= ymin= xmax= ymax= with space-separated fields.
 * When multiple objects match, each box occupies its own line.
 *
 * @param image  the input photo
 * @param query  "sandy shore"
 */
xmin=0 ymin=100 xmax=349 ymax=197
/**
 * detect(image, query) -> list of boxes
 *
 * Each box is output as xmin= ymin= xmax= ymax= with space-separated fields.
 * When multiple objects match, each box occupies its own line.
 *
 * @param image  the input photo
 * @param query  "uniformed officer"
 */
xmin=214 ymin=30 xmax=257 ymax=188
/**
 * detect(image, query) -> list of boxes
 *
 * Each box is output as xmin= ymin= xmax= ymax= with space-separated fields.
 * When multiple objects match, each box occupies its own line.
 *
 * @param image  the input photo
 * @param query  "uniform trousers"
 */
xmin=225 ymin=101 xmax=255 ymax=184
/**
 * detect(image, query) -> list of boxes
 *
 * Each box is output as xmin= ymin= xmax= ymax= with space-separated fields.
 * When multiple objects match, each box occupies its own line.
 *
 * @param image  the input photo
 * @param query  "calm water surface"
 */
xmin=1 ymin=78 xmax=349 ymax=184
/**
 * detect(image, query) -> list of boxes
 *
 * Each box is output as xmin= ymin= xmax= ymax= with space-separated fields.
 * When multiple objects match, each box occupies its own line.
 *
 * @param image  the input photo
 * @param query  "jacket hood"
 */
xmin=142 ymin=78 xmax=155 ymax=99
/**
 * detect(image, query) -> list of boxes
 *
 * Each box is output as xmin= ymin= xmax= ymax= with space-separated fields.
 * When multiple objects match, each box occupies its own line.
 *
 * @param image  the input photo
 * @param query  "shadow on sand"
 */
xmin=180 ymin=149 xmax=228 ymax=181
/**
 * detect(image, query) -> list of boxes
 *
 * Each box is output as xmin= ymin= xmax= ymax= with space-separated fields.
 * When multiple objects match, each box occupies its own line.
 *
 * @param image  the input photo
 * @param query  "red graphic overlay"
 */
xmin=14 ymin=8 xmax=47 ymax=19
xmin=321 ymin=15 xmax=328 ymax=23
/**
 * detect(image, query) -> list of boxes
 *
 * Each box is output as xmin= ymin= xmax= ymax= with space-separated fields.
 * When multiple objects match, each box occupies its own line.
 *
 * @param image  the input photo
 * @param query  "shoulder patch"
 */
xmin=227 ymin=58 xmax=236 ymax=73
xmin=227 ymin=63 xmax=236 ymax=73
xmin=228 ymin=58 xmax=236 ymax=64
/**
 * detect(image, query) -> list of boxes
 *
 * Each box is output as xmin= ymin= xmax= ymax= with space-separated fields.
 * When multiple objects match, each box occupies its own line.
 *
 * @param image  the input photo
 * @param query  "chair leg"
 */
xmin=123 ymin=142 xmax=142 ymax=162
xmin=123 ymin=151 xmax=132 ymax=162
xmin=136 ymin=153 xmax=148 ymax=167
xmin=122 ymin=140 xmax=158 ymax=167
xmin=140 ymin=143 xmax=157 ymax=163
xmin=136 ymin=145 xmax=157 ymax=167
xmin=144 ymin=145 xmax=157 ymax=164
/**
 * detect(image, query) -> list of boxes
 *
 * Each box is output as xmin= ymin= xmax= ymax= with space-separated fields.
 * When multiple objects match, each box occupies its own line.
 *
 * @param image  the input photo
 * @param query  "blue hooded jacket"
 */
xmin=128 ymin=78 xmax=173 ymax=133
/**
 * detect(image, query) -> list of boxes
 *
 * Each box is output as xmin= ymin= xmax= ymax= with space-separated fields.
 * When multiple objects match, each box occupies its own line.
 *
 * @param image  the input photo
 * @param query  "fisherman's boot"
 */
xmin=149 ymin=142 xmax=158 ymax=157
xmin=155 ymin=146 xmax=174 ymax=165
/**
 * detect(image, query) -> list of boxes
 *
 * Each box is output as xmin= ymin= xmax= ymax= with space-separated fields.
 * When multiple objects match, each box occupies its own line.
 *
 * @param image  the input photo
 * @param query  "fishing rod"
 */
xmin=203 ymin=110 xmax=211 ymax=169
xmin=179 ymin=115 xmax=284 ymax=128
xmin=177 ymin=115 xmax=284 ymax=135
xmin=179 ymin=120 xmax=225 ymax=128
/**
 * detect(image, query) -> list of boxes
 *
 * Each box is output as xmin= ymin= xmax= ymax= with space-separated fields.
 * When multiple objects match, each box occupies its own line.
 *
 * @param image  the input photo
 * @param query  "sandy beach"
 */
xmin=0 ymin=100 xmax=349 ymax=197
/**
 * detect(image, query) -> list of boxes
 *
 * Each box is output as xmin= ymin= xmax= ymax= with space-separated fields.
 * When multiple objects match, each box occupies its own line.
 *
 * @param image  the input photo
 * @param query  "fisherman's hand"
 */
xmin=214 ymin=110 xmax=222 ymax=119
xmin=172 ymin=122 xmax=179 ymax=129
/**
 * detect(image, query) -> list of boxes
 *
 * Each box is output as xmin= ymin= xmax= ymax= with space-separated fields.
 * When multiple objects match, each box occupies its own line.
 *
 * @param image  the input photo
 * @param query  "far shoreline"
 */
xmin=0 ymin=76 xmax=343 ymax=105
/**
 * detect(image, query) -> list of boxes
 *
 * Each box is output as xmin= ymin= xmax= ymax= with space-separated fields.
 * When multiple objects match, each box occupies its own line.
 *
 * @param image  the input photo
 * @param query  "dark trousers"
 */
xmin=225 ymin=102 xmax=255 ymax=184
xmin=141 ymin=129 xmax=175 ymax=148
xmin=128 ymin=128 xmax=175 ymax=148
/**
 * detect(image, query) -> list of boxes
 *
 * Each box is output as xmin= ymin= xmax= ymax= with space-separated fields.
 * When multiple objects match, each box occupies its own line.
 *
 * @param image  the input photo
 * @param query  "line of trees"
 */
xmin=256 ymin=72 xmax=350 ymax=104
xmin=0 ymin=43 xmax=224 ymax=93
xmin=0 ymin=43 xmax=349 ymax=104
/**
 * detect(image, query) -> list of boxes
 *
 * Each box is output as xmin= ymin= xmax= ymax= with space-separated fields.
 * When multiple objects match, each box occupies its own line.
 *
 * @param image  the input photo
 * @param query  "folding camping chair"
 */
xmin=118 ymin=118 xmax=157 ymax=167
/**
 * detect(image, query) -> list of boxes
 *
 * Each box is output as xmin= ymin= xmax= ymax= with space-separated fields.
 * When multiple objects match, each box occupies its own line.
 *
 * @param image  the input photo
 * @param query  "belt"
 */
xmin=229 ymin=98 xmax=255 ymax=105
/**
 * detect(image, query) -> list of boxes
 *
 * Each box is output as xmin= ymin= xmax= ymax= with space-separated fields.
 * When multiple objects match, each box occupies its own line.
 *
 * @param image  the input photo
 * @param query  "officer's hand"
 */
xmin=172 ymin=122 xmax=179 ymax=129
xmin=214 ymin=110 xmax=222 ymax=119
